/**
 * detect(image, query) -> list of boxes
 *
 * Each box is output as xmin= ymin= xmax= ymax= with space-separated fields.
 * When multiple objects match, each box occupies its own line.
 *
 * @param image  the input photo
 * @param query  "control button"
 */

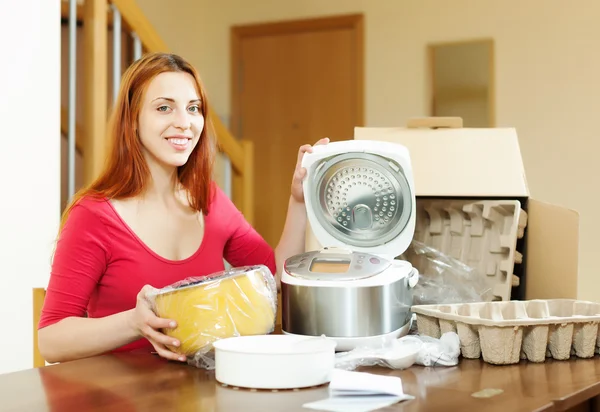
xmin=369 ymin=257 xmax=380 ymax=264
xmin=357 ymin=260 xmax=363 ymax=264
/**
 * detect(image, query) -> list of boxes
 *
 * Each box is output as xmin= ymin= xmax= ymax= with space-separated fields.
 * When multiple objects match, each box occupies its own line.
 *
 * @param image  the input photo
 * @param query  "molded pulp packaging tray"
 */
xmin=412 ymin=199 xmax=528 ymax=302
xmin=413 ymin=299 xmax=600 ymax=365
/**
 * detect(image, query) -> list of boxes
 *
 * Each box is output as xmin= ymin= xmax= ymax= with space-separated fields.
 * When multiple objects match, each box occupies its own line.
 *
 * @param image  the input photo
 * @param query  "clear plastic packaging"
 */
xmin=400 ymin=240 xmax=493 ymax=305
xmin=333 ymin=332 xmax=461 ymax=371
xmin=147 ymin=265 xmax=278 ymax=369
xmin=334 ymin=335 xmax=423 ymax=371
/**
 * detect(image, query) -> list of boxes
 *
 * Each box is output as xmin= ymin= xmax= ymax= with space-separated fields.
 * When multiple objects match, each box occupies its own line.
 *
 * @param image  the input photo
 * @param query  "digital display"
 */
xmin=309 ymin=259 xmax=351 ymax=273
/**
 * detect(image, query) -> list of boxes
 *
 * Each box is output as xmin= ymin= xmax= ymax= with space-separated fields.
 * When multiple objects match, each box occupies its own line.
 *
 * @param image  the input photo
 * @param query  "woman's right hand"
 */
xmin=130 ymin=285 xmax=186 ymax=362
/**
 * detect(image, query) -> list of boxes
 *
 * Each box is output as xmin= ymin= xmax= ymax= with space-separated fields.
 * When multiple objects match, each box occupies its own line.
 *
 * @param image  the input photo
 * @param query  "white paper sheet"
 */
xmin=303 ymin=369 xmax=414 ymax=412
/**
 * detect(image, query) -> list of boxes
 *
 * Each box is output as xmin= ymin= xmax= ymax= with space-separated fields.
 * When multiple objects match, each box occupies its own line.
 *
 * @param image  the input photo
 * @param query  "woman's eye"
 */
xmin=188 ymin=105 xmax=200 ymax=113
xmin=157 ymin=105 xmax=170 ymax=112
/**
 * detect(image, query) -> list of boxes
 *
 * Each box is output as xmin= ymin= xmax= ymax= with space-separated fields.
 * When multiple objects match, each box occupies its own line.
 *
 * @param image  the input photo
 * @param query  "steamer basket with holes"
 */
xmin=281 ymin=140 xmax=420 ymax=352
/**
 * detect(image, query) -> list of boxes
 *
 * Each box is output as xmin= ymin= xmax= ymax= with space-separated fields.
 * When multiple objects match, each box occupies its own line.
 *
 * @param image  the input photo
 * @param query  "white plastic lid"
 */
xmin=302 ymin=140 xmax=416 ymax=260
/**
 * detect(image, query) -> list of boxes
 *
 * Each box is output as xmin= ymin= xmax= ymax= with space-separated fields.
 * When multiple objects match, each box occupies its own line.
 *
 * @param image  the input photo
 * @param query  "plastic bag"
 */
xmin=334 ymin=335 xmax=423 ymax=371
xmin=400 ymin=240 xmax=493 ymax=305
xmin=334 ymin=332 xmax=461 ymax=371
xmin=147 ymin=265 xmax=278 ymax=369
xmin=414 ymin=332 xmax=461 ymax=367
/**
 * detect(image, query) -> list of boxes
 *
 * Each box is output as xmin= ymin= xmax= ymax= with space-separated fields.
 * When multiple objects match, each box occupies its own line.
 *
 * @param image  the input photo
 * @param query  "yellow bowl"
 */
xmin=151 ymin=266 xmax=277 ymax=357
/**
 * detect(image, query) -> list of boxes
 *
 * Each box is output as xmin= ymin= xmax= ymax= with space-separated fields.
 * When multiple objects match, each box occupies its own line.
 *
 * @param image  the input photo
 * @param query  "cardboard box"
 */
xmin=305 ymin=117 xmax=579 ymax=301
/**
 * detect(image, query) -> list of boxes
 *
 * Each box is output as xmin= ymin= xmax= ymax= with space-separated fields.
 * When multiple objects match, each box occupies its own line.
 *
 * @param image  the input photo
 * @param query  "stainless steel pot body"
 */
xmin=281 ymin=275 xmax=413 ymax=338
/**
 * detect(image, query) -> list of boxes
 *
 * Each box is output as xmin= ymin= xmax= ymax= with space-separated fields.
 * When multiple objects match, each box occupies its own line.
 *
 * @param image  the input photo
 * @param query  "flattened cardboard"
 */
xmin=525 ymin=199 xmax=579 ymax=299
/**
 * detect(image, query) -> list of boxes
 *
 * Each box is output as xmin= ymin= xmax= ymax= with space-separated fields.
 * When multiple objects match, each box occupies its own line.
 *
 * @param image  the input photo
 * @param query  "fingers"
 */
xmin=294 ymin=167 xmax=307 ymax=181
xmin=296 ymin=137 xmax=330 ymax=162
xmin=296 ymin=144 xmax=313 ymax=165
xmin=136 ymin=290 xmax=177 ymax=330
xmin=314 ymin=137 xmax=330 ymax=146
xmin=139 ymin=284 xmax=157 ymax=300
xmin=144 ymin=321 xmax=180 ymax=348
xmin=295 ymin=137 xmax=329 ymax=169
xmin=136 ymin=294 xmax=180 ymax=346
xmin=137 ymin=285 xmax=159 ymax=312
xmin=145 ymin=315 xmax=185 ymax=362
xmin=150 ymin=340 xmax=186 ymax=362
xmin=142 ymin=315 xmax=184 ymax=362
xmin=135 ymin=285 xmax=185 ymax=363
xmin=146 ymin=311 xmax=177 ymax=331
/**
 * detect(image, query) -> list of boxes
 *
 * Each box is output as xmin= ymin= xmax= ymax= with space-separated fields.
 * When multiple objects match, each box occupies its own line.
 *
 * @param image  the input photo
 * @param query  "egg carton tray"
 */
xmin=413 ymin=299 xmax=600 ymax=365
xmin=411 ymin=199 xmax=528 ymax=301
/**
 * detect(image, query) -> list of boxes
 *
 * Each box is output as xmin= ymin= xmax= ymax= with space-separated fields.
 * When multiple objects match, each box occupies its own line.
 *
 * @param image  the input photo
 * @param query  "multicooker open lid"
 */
xmin=302 ymin=140 xmax=416 ymax=260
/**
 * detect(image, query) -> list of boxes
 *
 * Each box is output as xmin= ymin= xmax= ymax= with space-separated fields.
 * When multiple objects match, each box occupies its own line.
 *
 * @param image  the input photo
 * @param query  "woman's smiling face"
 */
xmin=137 ymin=71 xmax=205 ymax=169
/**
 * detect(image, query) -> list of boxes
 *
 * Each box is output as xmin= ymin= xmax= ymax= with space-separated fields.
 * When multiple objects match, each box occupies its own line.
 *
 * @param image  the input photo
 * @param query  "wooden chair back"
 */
xmin=33 ymin=288 xmax=46 ymax=368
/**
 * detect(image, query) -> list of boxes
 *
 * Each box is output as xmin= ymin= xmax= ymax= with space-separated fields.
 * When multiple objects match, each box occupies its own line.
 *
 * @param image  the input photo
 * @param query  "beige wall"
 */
xmin=137 ymin=0 xmax=600 ymax=301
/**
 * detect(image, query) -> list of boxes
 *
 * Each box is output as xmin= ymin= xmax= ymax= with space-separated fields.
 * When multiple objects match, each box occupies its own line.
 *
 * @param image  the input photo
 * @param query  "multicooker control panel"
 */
xmin=283 ymin=249 xmax=390 ymax=281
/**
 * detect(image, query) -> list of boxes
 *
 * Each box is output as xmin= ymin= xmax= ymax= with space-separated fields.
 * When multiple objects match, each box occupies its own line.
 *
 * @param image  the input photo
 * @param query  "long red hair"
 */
xmin=60 ymin=52 xmax=216 ymax=232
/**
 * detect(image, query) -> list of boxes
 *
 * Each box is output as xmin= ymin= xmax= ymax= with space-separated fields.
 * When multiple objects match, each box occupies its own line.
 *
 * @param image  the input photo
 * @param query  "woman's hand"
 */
xmin=129 ymin=285 xmax=186 ymax=362
xmin=291 ymin=137 xmax=330 ymax=203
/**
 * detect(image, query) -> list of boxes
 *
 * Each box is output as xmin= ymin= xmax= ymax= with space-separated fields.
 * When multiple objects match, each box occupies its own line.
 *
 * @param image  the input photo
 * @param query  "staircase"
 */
xmin=59 ymin=0 xmax=254 ymax=222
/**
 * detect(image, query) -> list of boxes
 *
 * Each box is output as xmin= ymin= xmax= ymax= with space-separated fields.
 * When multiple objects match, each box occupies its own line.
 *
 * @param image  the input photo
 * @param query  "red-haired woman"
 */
xmin=38 ymin=52 xmax=328 ymax=364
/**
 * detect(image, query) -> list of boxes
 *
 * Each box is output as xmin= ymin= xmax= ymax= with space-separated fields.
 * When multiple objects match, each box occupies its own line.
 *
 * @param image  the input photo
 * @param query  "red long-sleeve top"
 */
xmin=39 ymin=182 xmax=276 ymax=353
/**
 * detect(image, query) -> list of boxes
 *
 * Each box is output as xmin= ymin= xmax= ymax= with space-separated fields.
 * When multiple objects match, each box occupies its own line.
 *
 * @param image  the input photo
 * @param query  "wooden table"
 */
xmin=2 ymin=352 xmax=600 ymax=412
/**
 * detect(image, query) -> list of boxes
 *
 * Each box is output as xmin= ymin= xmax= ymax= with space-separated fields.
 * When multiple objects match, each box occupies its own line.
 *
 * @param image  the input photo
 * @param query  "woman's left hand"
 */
xmin=291 ymin=137 xmax=330 ymax=203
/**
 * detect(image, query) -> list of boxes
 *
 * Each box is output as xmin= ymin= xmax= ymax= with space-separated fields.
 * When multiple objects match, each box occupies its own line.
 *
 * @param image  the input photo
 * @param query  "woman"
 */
xmin=38 ymin=52 xmax=328 ymax=364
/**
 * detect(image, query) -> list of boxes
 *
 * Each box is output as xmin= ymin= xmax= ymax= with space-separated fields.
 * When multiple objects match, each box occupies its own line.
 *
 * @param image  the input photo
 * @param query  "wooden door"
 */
xmin=231 ymin=14 xmax=364 ymax=248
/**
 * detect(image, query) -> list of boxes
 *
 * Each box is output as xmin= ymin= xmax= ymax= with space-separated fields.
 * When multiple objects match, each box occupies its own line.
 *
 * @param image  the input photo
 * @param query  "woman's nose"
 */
xmin=173 ymin=109 xmax=191 ymax=130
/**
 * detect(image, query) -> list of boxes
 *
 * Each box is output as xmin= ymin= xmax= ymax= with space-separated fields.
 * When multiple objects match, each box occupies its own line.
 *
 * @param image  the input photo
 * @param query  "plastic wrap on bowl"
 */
xmin=147 ymin=265 xmax=277 ymax=369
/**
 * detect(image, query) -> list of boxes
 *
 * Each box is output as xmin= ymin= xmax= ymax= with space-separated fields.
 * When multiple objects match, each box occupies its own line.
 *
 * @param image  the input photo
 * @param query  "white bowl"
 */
xmin=213 ymin=334 xmax=337 ymax=389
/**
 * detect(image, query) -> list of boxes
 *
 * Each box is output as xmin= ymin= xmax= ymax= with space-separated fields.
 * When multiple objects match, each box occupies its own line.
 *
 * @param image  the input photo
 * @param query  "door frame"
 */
xmin=229 ymin=13 xmax=365 ymax=138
